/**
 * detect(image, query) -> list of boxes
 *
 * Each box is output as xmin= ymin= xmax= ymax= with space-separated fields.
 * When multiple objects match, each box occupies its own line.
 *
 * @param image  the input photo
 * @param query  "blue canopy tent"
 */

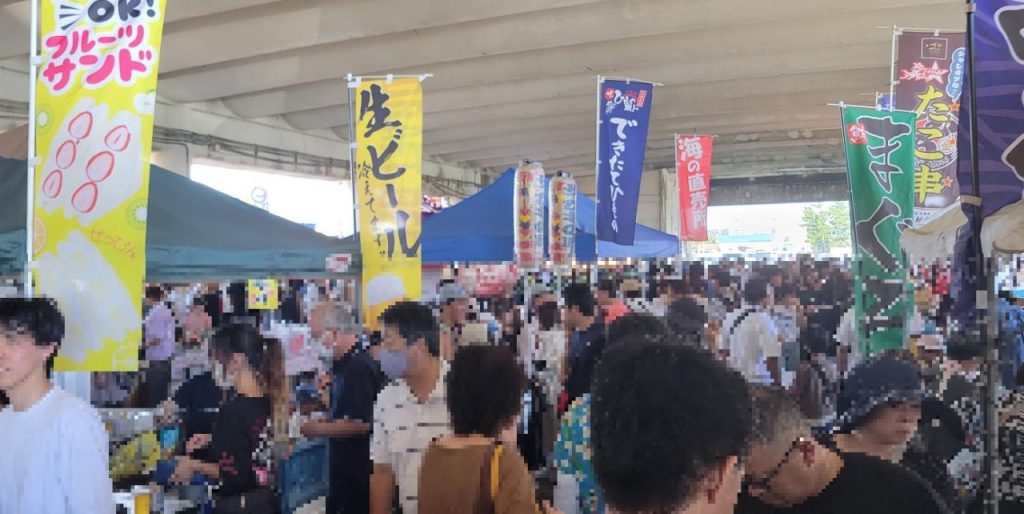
xmin=422 ymin=168 xmax=679 ymax=263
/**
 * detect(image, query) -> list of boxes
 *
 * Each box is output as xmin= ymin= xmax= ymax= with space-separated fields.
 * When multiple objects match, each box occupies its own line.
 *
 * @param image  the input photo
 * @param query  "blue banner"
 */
xmin=952 ymin=1 xmax=1024 ymax=327
xmin=596 ymin=79 xmax=654 ymax=245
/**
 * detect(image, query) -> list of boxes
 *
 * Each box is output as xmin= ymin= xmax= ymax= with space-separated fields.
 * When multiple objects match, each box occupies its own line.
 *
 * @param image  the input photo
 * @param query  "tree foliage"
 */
xmin=802 ymin=203 xmax=851 ymax=252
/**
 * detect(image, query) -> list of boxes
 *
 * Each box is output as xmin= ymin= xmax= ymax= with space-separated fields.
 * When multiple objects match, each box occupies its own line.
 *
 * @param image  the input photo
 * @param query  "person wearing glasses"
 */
xmin=735 ymin=386 xmax=948 ymax=514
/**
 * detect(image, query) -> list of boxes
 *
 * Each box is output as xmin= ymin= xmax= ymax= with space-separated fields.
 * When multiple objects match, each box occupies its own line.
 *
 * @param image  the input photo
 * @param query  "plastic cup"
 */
xmin=133 ymin=486 xmax=151 ymax=514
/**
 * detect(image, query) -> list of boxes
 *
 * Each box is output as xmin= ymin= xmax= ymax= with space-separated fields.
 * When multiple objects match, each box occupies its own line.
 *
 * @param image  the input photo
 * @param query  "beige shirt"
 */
xmin=371 ymin=360 xmax=452 ymax=514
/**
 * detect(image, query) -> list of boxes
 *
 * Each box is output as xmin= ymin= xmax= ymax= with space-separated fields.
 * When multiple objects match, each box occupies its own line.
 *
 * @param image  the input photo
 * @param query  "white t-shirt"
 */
xmin=370 ymin=361 xmax=452 ymax=514
xmin=724 ymin=307 xmax=781 ymax=384
xmin=0 ymin=387 xmax=114 ymax=514
xmin=836 ymin=307 xmax=861 ymax=374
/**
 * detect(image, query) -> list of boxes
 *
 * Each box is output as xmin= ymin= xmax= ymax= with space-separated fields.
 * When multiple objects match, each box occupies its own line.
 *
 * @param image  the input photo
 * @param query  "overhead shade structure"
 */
xmin=0 ymin=157 xmax=359 ymax=281
xmin=419 ymin=168 xmax=678 ymax=263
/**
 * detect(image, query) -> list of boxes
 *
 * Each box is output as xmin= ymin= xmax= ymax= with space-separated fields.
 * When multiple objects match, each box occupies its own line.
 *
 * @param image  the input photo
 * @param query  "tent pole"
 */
xmin=24 ymin=0 xmax=39 ymax=296
xmin=347 ymin=74 xmax=361 ymax=325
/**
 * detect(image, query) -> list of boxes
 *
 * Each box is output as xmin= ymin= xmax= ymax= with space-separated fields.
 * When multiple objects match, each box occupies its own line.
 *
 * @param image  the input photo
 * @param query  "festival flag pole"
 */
xmin=24 ymin=0 xmax=39 ymax=296
xmin=889 ymin=25 xmax=901 ymax=112
xmin=346 ymin=73 xmax=361 ymax=324
xmin=593 ymin=75 xmax=602 ymax=278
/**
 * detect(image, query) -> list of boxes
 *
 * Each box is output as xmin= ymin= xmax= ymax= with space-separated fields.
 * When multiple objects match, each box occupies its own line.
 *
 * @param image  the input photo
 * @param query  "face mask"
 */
xmin=378 ymin=348 xmax=410 ymax=381
xmin=311 ymin=338 xmax=334 ymax=361
xmin=212 ymin=361 xmax=234 ymax=389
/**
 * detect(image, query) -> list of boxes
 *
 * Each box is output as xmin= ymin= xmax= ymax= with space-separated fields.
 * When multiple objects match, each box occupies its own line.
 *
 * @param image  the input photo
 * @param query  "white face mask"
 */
xmin=315 ymin=339 xmax=335 ymax=361
xmin=213 ymin=361 xmax=234 ymax=389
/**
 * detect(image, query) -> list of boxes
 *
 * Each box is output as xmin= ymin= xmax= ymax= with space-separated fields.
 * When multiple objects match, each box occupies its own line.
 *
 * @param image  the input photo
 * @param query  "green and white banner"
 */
xmin=841 ymin=106 xmax=916 ymax=354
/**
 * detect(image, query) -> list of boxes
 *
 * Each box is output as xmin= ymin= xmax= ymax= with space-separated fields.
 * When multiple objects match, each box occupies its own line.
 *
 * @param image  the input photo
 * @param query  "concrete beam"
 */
xmin=161 ymin=0 xmax=954 ymax=103
xmin=296 ymin=40 xmax=891 ymax=132
xmin=158 ymin=0 xmax=603 ymax=73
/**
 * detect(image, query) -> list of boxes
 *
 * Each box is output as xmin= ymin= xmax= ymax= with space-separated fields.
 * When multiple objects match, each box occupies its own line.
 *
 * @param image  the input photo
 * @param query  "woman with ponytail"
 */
xmin=172 ymin=323 xmax=287 ymax=514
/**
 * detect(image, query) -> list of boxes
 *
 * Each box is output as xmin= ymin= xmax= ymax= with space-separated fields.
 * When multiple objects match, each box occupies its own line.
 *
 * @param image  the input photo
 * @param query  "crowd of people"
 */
xmin=2 ymin=256 xmax=1024 ymax=514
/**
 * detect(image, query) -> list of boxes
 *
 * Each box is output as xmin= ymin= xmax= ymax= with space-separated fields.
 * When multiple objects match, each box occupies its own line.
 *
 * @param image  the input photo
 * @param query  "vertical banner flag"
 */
xmin=675 ymin=135 xmax=713 ymax=241
xmin=596 ymin=79 xmax=654 ymax=245
xmin=354 ymin=78 xmax=423 ymax=328
xmin=950 ymin=1 xmax=1024 ymax=326
xmin=548 ymin=170 xmax=578 ymax=266
xmin=513 ymin=160 xmax=546 ymax=270
xmin=956 ymin=3 xmax=1024 ymax=219
xmin=842 ymin=106 xmax=917 ymax=354
xmin=893 ymin=30 xmax=966 ymax=225
xmin=34 ymin=0 xmax=168 ymax=372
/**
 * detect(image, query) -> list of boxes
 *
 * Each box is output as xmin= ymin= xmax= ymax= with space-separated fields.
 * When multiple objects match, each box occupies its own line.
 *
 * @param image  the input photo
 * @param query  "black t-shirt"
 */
xmin=211 ymin=395 xmax=272 ymax=496
xmin=328 ymin=349 xmax=386 ymax=482
xmin=735 ymin=451 xmax=948 ymax=514
xmin=566 ymin=322 xmax=606 ymax=403
xmin=173 ymin=372 xmax=226 ymax=443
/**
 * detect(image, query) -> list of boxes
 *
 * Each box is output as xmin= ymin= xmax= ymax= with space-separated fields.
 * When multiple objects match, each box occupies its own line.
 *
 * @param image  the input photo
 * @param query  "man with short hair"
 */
xmin=735 ymin=386 xmax=947 ymax=514
xmin=590 ymin=338 xmax=752 ymax=514
xmin=0 ymin=297 xmax=115 ymax=513
xmin=720 ymin=278 xmax=783 ymax=386
xmin=304 ymin=303 xmax=386 ymax=514
xmin=437 ymin=283 xmax=470 ymax=360
xmin=369 ymin=302 xmax=451 ymax=514
xmin=563 ymin=284 xmax=606 ymax=406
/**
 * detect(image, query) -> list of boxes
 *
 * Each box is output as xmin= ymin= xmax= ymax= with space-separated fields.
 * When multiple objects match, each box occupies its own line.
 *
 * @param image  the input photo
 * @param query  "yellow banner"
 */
xmin=34 ymin=0 xmax=167 ymax=371
xmin=248 ymin=279 xmax=280 ymax=310
xmin=353 ymin=78 xmax=423 ymax=328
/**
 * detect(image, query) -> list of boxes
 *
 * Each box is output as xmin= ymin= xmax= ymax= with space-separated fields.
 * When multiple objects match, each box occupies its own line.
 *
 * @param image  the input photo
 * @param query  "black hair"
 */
xmin=597 ymin=279 xmax=617 ymax=295
xmin=744 ymin=278 xmax=770 ymax=305
xmin=774 ymin=284 xmax=796 ymax=302
xmin=564 ymin=283 xmax=596 ymax=318
xmin=379 ymin=301 xmax=441 ymax=357
xmin=592 ymin=341 xmax=752 ymax=512
xmin=446 ymin=346 xmax=526 ymax=437
xmin=1017 ymin=363 xmax=1024 ymax=389
xmin=749 ymin=385 xmax=809 ymax=445
xmin=537 ymin=301 xmax=560 ymax=331
xmin=145 ymin=286 xmax=163 ymax=301
xmin=211 ymin=324 xmax=287 ymax=434
xmin=607 ymin=312 xmax=667 ymax=348
xmin=0 ymin=297 xmax=65 ymax=376
xmin=665 ymin=298 xmax=707 ymax=347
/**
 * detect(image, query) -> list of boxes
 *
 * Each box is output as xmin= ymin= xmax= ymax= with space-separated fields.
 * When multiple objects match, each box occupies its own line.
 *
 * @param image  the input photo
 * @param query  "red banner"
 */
xmin=676 ymin=135 xmax=713 ymax=241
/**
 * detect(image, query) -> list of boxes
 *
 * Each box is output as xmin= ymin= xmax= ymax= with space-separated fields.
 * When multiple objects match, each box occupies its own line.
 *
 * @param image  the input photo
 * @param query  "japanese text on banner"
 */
xmin=34 ymin=0 xmax=167 ymax=372
xmin=596 ymin=79 xmax=653 ymax=245
xmin=893 ymin=31 xmax=965 ymax=225
xmin=354 ymin=78 xmax=423 ymax=329
xmin=675 ymin=135 xmax=713 ymax=242
xmin=842 ymin=107 xmax=916 ymax=355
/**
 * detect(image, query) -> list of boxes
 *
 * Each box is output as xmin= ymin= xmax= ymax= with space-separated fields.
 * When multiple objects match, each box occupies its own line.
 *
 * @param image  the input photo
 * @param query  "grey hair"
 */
xmin=749 ymin=385 xmax=810 ymax=446
xmin=321 ymin=303 xmax=359 ymax=333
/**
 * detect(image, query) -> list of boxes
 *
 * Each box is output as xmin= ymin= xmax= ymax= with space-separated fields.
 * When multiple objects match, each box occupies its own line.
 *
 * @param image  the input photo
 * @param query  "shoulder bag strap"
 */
xmin=475 ymin=442 xmax=499 ymax=514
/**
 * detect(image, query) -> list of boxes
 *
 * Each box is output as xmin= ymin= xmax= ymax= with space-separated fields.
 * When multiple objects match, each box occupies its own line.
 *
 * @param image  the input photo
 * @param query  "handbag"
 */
xmin=473 ymin=442 xmax=505 ymax=514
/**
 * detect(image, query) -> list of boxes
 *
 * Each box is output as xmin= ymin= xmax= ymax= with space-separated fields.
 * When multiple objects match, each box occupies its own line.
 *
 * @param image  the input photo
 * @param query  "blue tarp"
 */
xmin=422 ymin=168 xmax=679 ymax=263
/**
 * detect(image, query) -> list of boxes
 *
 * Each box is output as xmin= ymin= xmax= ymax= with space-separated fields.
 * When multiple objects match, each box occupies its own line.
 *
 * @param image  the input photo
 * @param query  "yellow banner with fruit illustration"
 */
xmin=33 ymin=0 xmax=167 ymax=371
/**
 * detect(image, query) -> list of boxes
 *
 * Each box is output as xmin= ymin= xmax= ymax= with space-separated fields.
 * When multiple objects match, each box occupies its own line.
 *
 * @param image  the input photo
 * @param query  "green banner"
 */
xmin=841 ymin=106 xmax=916 ymax=355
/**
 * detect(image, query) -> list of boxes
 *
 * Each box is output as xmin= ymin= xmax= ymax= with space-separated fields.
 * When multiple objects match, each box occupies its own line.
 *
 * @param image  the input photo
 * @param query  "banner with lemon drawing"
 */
xmin=33 ymin=0 xmax=167 ymax=371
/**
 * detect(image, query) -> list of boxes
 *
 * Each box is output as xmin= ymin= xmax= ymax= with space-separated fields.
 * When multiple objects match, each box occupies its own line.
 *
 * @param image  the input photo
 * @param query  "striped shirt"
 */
xmin=371 ymin=360 xmax=452 ymax=514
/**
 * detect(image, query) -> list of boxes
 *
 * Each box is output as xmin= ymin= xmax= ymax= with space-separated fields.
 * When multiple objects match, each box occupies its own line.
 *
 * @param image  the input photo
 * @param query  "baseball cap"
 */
xmin=440 ymin=283 xmax=470 ymax=304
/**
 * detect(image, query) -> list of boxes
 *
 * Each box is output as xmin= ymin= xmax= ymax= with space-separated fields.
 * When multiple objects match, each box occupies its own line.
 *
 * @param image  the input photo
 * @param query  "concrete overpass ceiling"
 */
xmin=0 ymin=0 xmax=963 ymax=182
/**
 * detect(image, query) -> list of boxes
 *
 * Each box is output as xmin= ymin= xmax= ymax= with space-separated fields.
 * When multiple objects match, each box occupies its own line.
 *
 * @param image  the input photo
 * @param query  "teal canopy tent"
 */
xmin=0 ymin=157 xmax=359 ymax=281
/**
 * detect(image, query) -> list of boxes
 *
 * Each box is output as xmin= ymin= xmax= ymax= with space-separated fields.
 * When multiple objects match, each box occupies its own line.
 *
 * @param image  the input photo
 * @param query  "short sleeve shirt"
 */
xmin=370 ymin=360 xmax=452 ymax=514
xmin=553 ymin=395 xmax=605 ymax=514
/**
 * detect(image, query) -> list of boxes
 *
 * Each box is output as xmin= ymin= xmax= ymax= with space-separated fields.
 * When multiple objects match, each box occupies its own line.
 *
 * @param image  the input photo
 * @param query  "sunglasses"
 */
xmin=742 ymin=438 xmax=801 ymax=494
